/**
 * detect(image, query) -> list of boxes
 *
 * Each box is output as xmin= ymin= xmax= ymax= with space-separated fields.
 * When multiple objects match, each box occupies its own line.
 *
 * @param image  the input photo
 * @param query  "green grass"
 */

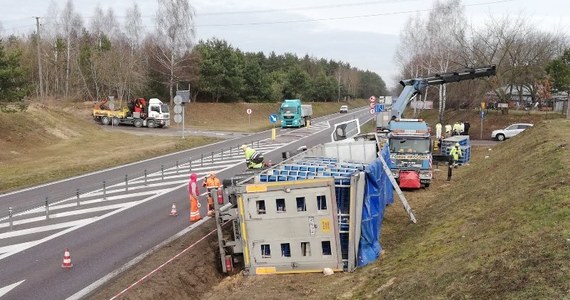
xmin=345 ymin=118 xmax=570 ymax=299
xmin=180 ymin=99 xmax=368 ymax=132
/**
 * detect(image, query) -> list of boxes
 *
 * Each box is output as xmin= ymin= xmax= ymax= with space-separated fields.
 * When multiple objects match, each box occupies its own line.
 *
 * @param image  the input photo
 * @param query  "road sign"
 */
xmin=175 ymin=90 xmax=190 ymax=103
xmin=369 ymin=108 xmax=375 ymax=115
xmin=369 ymin=96 xmax=376 ymax=103
xmin=369 ymin=102 xmax=375 ymax=109
xmin=480 ymin=111 xmax=485 ymax=119
xmin=375 ymin=104 xmax=385 ymax=112
xmin=173 ymin=105 xmax=182 ymax=114
xmin=269 ymin=113 xmax=278 ymax=124
xmin=246 ymin=108 xmax=252 ymax=115
xmin=173 ymin=114 xmax=182 ymax=123
xmin=173 ymin=95 xmax=182 ymax=105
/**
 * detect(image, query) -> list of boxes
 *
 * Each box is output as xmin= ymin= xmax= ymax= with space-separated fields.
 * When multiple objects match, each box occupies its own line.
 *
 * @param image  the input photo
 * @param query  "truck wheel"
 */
xmin=101 ymin=116 xmax=110 ymax=125
xmin=147 ymin=119 xmax=156 ymax=128
xmin=496 ymin=134 xmax=505 ymax=141
xmin=112 ymin=117 xmax=120 ymax=126
xmin=134 ymin=119 xmax=143 ymax=128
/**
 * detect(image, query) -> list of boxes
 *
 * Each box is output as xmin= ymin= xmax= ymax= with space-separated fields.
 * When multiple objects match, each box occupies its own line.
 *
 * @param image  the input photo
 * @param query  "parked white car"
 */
xmin=339 ymin=105 xmax=348 ymax=113
xmin=491 ymin=123 xmax=533 ymax=141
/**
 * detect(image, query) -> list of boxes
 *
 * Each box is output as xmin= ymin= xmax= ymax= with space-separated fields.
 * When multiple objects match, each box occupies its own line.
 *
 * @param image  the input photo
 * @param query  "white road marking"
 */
xmin=0 ymin=118 xmax=350 ymax=262
xmin=0 ymin=280 xmax=25 ymax=298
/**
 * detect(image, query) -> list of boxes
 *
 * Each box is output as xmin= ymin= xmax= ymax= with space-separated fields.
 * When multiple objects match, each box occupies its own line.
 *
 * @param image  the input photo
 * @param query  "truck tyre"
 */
xmin=147 ymin=119 xmax=156 ymax=128
xmin=112 ymin=117 xmax=120 ymax=126
xmin=101 ymin=116 xmax=110 ymax=125
xmin=496 ymin=134 xmax=505 ymax=141
xmin=134 ymin=119 xmax=143 ymax=128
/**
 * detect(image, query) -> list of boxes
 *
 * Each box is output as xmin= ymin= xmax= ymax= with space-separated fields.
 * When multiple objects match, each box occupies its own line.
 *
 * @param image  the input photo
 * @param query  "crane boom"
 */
xmin=390 ymin=65 xmax=496 ymax=120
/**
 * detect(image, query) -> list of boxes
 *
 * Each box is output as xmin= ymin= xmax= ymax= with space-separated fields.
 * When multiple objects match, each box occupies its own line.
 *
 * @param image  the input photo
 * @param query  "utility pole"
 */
xmin=35 ymin=17 xmax=44 ymax=100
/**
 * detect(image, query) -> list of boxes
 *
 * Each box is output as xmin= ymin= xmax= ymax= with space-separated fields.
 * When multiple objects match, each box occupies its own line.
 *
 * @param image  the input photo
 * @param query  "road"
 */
xmin=0 ymin=108 xmax=373 ymax=300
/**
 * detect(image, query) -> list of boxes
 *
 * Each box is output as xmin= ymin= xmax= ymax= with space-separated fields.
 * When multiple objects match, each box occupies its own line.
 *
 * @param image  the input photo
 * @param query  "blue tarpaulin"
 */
xmin=357 ymin=144 xmax=394 ymax=267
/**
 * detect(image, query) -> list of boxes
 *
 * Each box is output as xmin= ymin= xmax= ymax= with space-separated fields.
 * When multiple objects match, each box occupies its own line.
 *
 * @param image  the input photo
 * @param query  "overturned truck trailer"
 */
xmin=215 ymin=138 xmax=395 ymax=275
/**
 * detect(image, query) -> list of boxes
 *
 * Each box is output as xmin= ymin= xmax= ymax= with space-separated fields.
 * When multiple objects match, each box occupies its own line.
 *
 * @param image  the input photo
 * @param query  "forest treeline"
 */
xmin=0 ymin=1 xmax=387 ymax=104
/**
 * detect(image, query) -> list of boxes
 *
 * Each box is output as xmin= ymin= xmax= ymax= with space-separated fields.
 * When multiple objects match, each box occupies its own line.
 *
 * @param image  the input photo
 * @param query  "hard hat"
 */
xmin=455 ymin=143 xmax=460 ymax=146
xmin=209 ymin=171 xmax=216 ymax=177
xmin=240 ymin=144 xmax=248 ymax=150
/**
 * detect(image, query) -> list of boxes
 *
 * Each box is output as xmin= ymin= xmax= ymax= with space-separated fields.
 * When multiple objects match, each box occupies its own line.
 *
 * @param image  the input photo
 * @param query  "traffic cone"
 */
xmin=170 ymin=203 xmax=178 ymax=216
xmin=190 ymin=195 xmax=201 ymax=222
xmin=61 ymin=248 xmax=73 ymax=269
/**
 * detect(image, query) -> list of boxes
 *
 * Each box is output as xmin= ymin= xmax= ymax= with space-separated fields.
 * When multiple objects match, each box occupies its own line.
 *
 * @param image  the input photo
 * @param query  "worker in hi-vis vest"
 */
xmin=202 ymin=172 xmax=221 ymax=216
xmin=241 ymin=144 xmax=264 ymax=169
xmin=188 ymin=173 xmax=201 ymax=222
xmin=449 ymin=143 xmax=463 ymax=168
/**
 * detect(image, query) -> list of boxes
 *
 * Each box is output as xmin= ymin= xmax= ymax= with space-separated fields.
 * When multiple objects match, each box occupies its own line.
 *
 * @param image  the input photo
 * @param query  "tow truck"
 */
xmin=376 ymin=65 xmax=496 ymax=188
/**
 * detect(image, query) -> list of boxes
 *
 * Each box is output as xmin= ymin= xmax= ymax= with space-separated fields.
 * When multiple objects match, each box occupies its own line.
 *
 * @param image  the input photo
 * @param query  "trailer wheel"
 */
xmin=112 ymin=117 xmax=120 ymax=126
xmin=101 ymin=116 xmax=110 ymax=125
xmin=134 ymin=119 xmax=143 ymax=128
xmin=147 ymin=119 xmax=156 ymax=128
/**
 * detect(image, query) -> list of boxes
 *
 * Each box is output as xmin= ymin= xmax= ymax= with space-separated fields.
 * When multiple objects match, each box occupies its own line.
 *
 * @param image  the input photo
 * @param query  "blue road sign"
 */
xmin=269 ymin=113 xmax=278 ymax=124
xmin=480 ymin=111 xmax=485 ymax=119
xmin=375 ymin=104 xmax=385 ymax=113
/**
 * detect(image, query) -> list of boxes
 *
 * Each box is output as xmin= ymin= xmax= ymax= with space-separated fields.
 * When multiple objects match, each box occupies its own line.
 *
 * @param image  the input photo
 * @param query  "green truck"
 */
xmin=279 ymin=99 xmax=313 ymax=128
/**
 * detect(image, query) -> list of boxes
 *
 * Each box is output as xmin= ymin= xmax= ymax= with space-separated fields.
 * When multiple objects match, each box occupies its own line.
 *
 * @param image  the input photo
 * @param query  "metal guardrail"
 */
xmin=0 ymin=139 xmax=266 ymax=230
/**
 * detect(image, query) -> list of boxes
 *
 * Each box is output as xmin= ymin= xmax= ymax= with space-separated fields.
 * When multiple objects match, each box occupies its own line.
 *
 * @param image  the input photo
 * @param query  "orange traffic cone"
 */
xmin=61 ymin=248 xmax=73 ymax=269
xmin=190 ymin=196 xmax=201 ymax=222
xmin=170 ymin=203 xmax=178 ymax=216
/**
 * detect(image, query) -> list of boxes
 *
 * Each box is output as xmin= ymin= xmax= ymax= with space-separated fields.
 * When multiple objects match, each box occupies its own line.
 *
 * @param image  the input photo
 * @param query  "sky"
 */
xmin=2 ymin=0 xmax=569 ymax=89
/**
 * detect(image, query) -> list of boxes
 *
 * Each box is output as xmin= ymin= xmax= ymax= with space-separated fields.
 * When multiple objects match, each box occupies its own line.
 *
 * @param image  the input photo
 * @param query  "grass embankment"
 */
xmin=0 ymin=99 xmax=368 ymax=193
xmin=348 ymin=118 xmax=570 ymax=299
xmin=182 ymin=99 xmax=368 ymax=132
xmin=0 ymin=103 xmax=218 ymax=193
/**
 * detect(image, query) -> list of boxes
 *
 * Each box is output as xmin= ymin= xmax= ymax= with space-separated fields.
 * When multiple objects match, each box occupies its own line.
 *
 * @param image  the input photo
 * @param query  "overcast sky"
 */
xmin=2 ymin=0 xmax=569 ymax=88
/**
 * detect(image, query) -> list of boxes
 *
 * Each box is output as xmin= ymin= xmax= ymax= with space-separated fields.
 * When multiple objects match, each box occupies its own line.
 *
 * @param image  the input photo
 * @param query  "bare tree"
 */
xmin=154 ymin=0 xmax=196 ymax=102
xmin=457 ymin=15 xmax=565 ymax=112
xmin=396 ymin=0 xmax=465 ymax=121
xmin=60 ymin=0 xmax=83 ymax=99
xmin=123 ymin=3 xmax=146 ymax=99
xmin=425 ymin=0 xmax=465 ymax=121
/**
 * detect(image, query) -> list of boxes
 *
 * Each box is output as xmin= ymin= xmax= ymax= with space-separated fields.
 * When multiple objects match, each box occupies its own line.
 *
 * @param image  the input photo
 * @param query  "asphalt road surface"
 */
xmin=0 ymin=108 xmax=373 ymax=300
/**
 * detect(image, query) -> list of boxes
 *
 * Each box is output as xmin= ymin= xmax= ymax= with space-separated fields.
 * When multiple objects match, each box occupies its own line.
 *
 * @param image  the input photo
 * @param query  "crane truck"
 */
xmin=376 ymin=65 xmax=497 ymax=188
xmin=92 ymin=97 xmax=170 ymax=128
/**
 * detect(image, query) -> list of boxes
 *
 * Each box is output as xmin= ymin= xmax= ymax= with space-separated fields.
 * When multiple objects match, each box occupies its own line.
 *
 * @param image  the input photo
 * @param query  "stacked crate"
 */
xmin=258 ymin=156 xmax=366 ymax=269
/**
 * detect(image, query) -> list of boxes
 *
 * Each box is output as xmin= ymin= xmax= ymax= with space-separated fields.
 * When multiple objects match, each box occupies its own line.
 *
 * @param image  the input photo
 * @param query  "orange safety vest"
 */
xmin=203 ymin=177 xmax=221 ymax=189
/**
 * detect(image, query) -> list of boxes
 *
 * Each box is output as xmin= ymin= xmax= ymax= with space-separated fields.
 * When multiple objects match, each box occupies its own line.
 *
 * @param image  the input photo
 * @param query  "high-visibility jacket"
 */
xmin=244 ymin=147 xmax=255 ymax=160
xmin=450 ymin=146 xmax=462 ymax=161
xmin=244 ymin=147 xmax=263 ymax=169
xmin=203 ymin=176 xmax=221 ymax=190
